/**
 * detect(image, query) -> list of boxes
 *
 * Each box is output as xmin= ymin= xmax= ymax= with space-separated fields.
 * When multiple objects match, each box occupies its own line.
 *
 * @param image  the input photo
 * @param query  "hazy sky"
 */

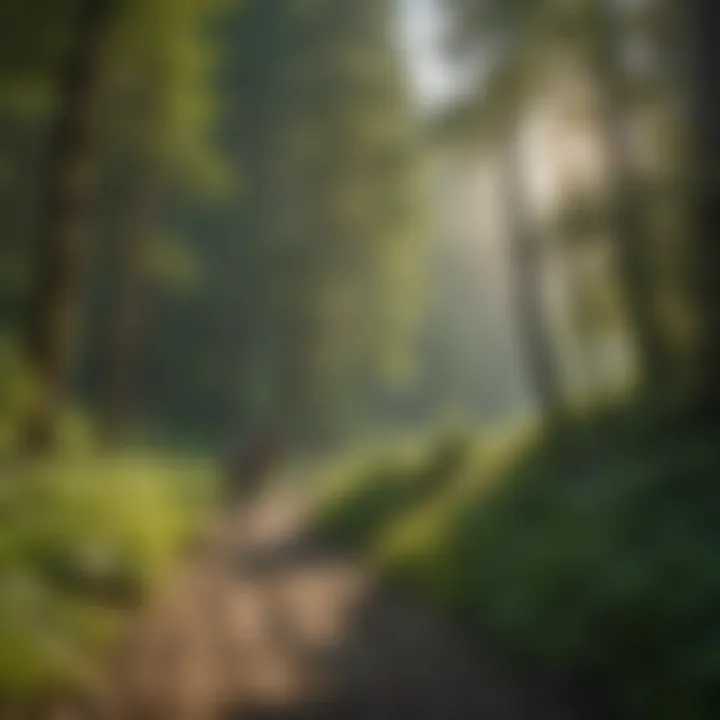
xmin=398 ymin=0 xmax=468 ymax=110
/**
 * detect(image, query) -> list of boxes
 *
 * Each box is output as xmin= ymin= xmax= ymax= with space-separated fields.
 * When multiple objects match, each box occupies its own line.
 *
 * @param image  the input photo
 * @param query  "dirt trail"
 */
xmin=102 ymin=487 xmax=585 ymax=720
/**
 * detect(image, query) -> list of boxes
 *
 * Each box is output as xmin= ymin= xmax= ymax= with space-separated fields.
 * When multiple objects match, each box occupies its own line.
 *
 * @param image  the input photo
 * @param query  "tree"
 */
xmin=683 ymin=0 xmax=720 ymax=417
xmin=443 ymin=0 xmax=567 ymax=417
xmin=501 ymin=122 xmax=565 ymax=417
xmin=584 ymin=0 xmax=670 ymax=388
xmin=24 ymin=0 xmax=121 ymax=451
xmin=97 ymin=0 xmax=228 ymax=444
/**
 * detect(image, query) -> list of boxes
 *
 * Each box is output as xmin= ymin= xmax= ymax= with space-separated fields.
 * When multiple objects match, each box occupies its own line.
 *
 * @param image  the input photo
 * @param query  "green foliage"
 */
xmin=0 ymin=338 xmax=103 ymax=457
xmin=314 ymin=431 xmax=475 ymax=549
xmin=0 ymin=0 xmax=78 ymax=93
xmin=0 ymin=339 xmax=38 ymax=453
xmin=315 ymin=406 xmax=720 ymax=718
xmin=110 ymin=0 xmax=231 ymax=194
xmin=0 ymin=454 xmax=215 ymax=706
xmin=145 ymin=233 xmax=202 ymax=295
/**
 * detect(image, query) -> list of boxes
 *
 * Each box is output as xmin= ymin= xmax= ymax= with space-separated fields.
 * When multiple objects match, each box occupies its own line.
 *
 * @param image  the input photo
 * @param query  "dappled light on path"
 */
xmin=104 ymin=488 xmax=580 ymax=720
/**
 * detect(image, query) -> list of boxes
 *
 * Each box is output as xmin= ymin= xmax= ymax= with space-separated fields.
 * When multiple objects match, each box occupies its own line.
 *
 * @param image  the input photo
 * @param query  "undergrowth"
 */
xmin=314 ymin=402 xmax=720 ymax=719
xmin=0 ymin=453 xmax=215 ymax=709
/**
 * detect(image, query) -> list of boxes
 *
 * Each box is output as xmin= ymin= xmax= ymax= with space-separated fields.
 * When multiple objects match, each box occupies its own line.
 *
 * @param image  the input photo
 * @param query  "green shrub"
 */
xmin=315 ymin=405 xmax=720 ymax=718
xmin=313 ymin=431 xmax=474 ymax=549
xmin=0 ymin=454 xmax=215 ymax=707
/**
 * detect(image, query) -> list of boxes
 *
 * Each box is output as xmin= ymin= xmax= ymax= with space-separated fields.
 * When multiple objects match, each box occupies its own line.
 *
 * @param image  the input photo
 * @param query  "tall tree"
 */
xmin=97 ymin=0 xmax=227 ymax=444
xmin=98 ymin=150 xmax=163 ymax=445
xmin=24 ymin=0 xmax=120 ymax=450
xmin=502 ymin=124 xmax=565 ymax=416
xmin=446 ymin=0 xmax=684 ymax=397
xmin=585 ymin=0 xmax=670 ymax=387
xmin=444 ymin=0 xmax=567 ymax=416
xmin=683 ymin=0 xmax=720 ymax=416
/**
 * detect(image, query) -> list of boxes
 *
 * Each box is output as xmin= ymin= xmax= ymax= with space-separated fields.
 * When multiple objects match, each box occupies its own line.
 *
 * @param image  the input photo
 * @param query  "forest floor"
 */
xmin=94 ymin=483 xmax=581 ymax=720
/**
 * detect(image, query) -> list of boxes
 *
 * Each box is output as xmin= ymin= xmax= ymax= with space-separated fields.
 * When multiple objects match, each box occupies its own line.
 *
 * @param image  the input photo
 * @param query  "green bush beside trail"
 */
xmin=314 ymin=406 xmax=720 ymax=719
xmin=0 ymin=454 xmax=215 ymax=707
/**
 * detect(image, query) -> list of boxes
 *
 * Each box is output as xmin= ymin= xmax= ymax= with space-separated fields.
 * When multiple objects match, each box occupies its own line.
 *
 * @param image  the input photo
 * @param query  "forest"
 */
xmin=0 ymin=0 xmax=719 ymax=717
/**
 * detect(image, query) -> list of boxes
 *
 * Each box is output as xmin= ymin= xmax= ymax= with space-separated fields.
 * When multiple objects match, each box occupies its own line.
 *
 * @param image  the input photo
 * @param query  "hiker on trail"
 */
xmin=225 ymin=432 xmax=282 ymax=504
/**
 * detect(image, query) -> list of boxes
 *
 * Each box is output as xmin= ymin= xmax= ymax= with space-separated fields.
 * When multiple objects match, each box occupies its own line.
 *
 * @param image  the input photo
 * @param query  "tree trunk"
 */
xmin=24 ymin=0 xmax=119 ymax=451
xmin=98 ymin=165 xmax=161 ymax=446
xmin=592 ymin=0 xmax=670 ymax=389
xmin=683 ymin=0 xmax=720 ymax=416
xmin=502 ymin=127 xmax=565 ymax=419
